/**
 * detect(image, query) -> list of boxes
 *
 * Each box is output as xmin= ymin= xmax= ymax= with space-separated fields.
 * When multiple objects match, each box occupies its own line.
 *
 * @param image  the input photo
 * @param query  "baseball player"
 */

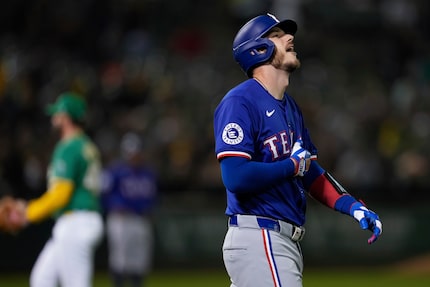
xmin=101 ymin=132 xmax=158 ymax=287
xmin=213 ymin=14 xmax=383 ymax=287
xmin=0 ymin=92 xmax=104 ymax=287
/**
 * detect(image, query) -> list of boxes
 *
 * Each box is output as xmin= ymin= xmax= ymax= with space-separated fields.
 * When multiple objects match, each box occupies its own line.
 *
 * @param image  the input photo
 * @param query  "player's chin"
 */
xmin=286 ymin=59 xmax=301 ymax=73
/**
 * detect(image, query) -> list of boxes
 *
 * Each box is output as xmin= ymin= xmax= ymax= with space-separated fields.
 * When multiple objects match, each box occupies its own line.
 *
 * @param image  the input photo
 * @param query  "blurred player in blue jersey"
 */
xmin=101 ymin=132 xmax=158 ymax=287
xmin=213 ymin=13 xmax=383 ymax=287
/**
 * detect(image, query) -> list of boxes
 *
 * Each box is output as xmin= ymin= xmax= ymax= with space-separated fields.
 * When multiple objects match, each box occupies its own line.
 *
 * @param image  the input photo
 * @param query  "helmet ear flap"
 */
xmin=233 ymin=38 xmax=276 ymax=77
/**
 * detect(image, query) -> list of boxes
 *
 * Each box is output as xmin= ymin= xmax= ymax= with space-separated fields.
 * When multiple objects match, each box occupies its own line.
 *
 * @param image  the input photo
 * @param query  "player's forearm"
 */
xmin=306 ymin=161 xmax=359 ymax=212
xmin=220 ymin=156 xmax=296 ymax=193
xmin=26 ymin=180 xmax=73 ymax=223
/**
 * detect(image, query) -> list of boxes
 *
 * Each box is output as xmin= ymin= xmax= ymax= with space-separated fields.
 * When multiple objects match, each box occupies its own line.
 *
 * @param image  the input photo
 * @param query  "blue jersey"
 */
xmin=214 ymin=79 xmax=317 ymax=226
xmin=101 ymin=161 xmax=158 ymax=215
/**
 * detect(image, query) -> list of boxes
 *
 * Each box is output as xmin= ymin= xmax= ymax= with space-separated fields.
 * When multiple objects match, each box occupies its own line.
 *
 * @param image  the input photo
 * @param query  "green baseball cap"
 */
xmin=46 ymin=92 xmax=87 ymax=121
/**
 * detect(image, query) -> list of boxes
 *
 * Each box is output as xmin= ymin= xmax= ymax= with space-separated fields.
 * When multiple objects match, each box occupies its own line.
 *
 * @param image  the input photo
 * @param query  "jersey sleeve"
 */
xmin=214 ymin=95 xmax=257 ymax=160
xmin=51 ymin=144 xmax=81 ymax=182
xmin=100 ymin=168 xmax=114 ymax=194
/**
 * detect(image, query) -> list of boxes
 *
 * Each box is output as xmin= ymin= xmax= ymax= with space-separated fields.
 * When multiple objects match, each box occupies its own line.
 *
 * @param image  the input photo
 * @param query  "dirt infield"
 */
xmin=391 ymin=253 xmax=430 ymax=274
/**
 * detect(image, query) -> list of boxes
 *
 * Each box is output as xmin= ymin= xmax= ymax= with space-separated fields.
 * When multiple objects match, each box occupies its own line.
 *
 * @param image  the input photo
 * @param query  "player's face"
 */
xmin=267 ymin=28 xmax=300 ymax=73
xmin=51 ymin=112 xmax=68 ymax=131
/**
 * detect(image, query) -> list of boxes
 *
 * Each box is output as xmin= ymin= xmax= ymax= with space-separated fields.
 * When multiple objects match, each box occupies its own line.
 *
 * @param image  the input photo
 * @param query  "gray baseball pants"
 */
xmin=223 ymin=214 xmax=304 ymax=287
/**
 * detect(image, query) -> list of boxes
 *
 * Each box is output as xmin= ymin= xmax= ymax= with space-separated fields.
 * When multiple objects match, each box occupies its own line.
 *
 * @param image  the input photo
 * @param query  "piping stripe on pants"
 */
xmin=262 ymin=229 xmax=281 ymax=287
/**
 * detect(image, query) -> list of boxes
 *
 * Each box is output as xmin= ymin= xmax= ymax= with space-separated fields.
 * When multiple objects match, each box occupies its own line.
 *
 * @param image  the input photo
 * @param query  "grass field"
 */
xmin=0 ymin=267 xmax=429 ymax=287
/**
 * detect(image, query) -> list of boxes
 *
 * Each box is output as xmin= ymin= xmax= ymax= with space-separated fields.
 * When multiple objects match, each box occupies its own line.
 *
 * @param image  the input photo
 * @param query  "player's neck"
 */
xmin=253 ymin=69 xmax=289 ymax=100
xmin=61 ymin=124 xmax=83 ymax=141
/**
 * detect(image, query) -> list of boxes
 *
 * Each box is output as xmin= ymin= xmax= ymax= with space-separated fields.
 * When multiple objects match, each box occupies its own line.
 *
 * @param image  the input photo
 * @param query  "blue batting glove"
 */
xmin=350 ymin=202 xmax=382 ymax=244
xmin=290 ymin=140 xmax=311 ymax=177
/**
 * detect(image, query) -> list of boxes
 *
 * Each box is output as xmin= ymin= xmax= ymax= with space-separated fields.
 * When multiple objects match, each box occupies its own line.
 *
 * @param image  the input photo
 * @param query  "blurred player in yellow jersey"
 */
xmin=6 ymin=92 xmax=104 ymax=287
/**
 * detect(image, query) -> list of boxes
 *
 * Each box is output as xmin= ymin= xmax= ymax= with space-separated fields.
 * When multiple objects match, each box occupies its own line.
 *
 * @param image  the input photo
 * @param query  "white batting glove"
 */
xmin=290 ymin=140 xmax=311 ymax=177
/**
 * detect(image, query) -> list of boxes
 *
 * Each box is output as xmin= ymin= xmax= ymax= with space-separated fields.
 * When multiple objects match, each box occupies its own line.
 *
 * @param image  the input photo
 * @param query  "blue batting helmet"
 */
xmin=233 ymin=13 xmax=297 ymax=77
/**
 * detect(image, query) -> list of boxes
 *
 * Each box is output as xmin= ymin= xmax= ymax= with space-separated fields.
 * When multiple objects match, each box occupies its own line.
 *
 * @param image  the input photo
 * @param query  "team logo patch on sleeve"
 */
xmin=222 ymin=123 xmax=244 ymax=145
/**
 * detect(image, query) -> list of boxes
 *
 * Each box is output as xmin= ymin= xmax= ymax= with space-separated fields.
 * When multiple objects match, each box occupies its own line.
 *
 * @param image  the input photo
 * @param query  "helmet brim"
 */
xmin=270 ymin=19 xmax=297 ymax=36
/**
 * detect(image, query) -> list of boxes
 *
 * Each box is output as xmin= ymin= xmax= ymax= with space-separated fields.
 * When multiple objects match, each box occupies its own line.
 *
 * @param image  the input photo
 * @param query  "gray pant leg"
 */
xmin=223 ymin=226 xmax=303 ymax=287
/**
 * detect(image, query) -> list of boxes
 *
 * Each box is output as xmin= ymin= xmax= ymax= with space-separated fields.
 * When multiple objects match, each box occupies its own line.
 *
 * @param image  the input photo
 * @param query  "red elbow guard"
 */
xmin=309 ymin=172 xmax=347 ymax=209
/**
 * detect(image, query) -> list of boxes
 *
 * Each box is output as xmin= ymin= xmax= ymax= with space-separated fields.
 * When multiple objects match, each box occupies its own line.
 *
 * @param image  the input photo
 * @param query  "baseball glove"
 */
xmin=0 ymin=196 xmax=27 ymax=234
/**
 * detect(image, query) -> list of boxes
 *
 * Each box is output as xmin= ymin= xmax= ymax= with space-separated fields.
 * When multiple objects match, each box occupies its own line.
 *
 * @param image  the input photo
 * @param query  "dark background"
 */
xmin=0 ymin=0 xmax=429 ymax=272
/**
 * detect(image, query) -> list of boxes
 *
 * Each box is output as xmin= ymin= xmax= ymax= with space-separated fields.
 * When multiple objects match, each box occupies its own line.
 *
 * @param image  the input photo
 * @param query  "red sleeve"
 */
xmin=308 ymin=173 xmax=344 ymax=209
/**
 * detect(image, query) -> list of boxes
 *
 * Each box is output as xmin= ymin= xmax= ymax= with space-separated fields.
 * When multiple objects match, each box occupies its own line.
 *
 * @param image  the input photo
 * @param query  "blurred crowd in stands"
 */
xmin=0 ymin=0 xmax=429 ymax=204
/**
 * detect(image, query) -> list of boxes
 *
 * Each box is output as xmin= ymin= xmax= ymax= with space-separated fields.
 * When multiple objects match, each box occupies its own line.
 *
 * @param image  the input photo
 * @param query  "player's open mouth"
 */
xmin=286 ymin=46 xmax=294 ymax=52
